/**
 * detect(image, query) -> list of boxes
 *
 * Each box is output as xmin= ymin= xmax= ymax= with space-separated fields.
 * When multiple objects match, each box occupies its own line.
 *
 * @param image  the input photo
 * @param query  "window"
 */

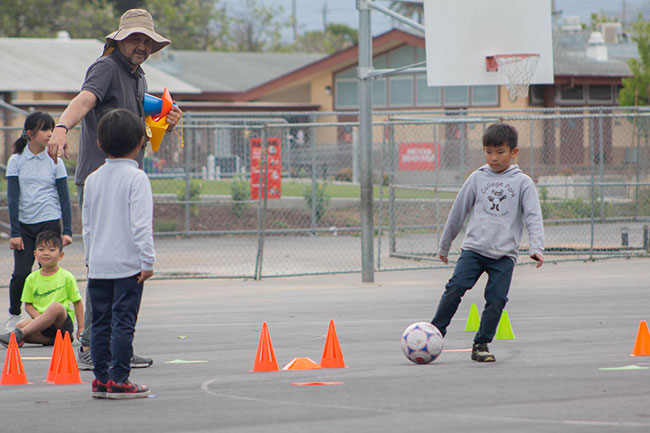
xmin=588 ymin=85 xmax=613 ymax=103
xmin=530 ymin=85 xmax=545 ymax=105
xmin=417 ymin=75 xmax=441 ymax=106
xmin=472 ymin=85 xmax=498 ymax=105
xmin=444 ymin=86 xmax=469 ymax=106
xmin=390 ymin=77 xmax=414 ymax=106
xmin=373 ymin=79 xmax=387 ymax=107
xmin=388 ymin=45 xmax=413 ymax=68
xmin=335 ymin=80 xmax=357 ymax=108
xmin=558 ymin=85 xmax=585 ymax=103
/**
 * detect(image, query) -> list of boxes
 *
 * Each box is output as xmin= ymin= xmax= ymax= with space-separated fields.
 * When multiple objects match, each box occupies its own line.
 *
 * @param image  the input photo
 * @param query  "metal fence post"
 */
xmin=358 ymin=0 xmax=374 ymax=282
xmin=254 ymin=126 xmax=268 ymax=280
xmin=310 ymin=114 xmax=317 ymax=234
xmin=184 ymin=127 xmax=191 ymax=235
xmin=598 ymin=114 xmax=605 ymax=221
xmin=588 ymin=115 xmax=595 ymax=259
xmin=529 ymin=118 xmax=535 ymax=178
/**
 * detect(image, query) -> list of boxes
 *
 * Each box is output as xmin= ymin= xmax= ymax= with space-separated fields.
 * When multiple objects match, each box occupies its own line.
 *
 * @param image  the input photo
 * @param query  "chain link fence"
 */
xmin=0 ymin=108 xmax=649 ymax=283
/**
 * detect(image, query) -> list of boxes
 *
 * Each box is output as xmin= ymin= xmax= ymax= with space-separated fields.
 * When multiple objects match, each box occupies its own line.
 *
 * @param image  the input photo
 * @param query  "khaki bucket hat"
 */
xmin=105 ymin=9 xmax=170 ymax=54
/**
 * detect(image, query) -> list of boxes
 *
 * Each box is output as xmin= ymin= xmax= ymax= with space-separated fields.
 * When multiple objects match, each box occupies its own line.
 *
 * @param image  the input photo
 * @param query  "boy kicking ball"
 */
xmin=0 ymin=231 xmax=83 ymax=347
xmin=83 ymin=109 xmax=155 ymax=399
xmin=430 ymin=123 xmax=544 ymax=362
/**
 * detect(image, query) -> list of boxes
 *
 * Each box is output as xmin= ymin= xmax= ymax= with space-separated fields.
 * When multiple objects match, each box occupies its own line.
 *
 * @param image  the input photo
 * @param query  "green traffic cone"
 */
xmin=495 ymin=310 xmax=515 ymax=340
xmin=465 ymin=303 xmax=481 ymax=332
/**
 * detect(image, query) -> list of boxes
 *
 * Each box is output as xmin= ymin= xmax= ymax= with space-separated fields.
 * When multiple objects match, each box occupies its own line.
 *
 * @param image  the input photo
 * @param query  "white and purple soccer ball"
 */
xmin=401 ymin=322 xmax=444 ymax=364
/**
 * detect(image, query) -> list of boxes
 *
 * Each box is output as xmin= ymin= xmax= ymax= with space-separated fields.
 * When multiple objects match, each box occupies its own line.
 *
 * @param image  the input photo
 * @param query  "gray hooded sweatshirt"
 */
xmin=438 ymin=164 xmax=544 ymax=262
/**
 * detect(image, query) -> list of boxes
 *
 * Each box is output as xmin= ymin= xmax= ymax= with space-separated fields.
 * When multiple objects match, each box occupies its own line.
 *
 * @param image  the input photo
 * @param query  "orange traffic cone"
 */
xmin=252 ymin=322 xmax=279 ymax=372
xmin=51 ymin=331 xmax=84 ymax=385
xmin=45 ymin=330 xmax=63 ymax=383
xmin=0 ymin=332 xmax=29 ymax=385
xmin=631 ymin=320 xmax=650 ymax=356
xmin=320 ymin=320 xmax=345 ymax=368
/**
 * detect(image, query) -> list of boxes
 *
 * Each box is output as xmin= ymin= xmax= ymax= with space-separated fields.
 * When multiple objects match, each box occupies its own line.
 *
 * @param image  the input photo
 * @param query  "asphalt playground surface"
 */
xmin=1 ymin=257 xmax=649 ymax=433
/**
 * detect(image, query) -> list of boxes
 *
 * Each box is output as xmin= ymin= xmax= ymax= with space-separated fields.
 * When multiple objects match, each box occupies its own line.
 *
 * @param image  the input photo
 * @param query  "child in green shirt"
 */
xmin=0 ymin=230 xmax=83 ymax=347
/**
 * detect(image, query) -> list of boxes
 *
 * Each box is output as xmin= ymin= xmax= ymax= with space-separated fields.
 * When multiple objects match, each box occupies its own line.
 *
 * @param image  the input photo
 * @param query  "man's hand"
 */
xmin=62 ymin=235 xmax=73 ymax=247
xmin=439 ymin=255 xmax=448 ymax=264
xmin=137 ymin=270 xmax=154 ymax=284
xmin=9 ymin=237 xmax=24 ymax=251
xmin=47 ymin=127 xmax=69 ymax=161
xmin=165 ymin=105 xmax=183 ymax=129
xmin=530 ymin=253 xmax=544 ymax=268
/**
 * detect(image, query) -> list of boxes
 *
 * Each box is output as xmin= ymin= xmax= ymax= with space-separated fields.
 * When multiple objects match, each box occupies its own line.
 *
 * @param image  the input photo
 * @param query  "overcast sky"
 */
xmin=223 ymin=0 xmax=648 ymax=40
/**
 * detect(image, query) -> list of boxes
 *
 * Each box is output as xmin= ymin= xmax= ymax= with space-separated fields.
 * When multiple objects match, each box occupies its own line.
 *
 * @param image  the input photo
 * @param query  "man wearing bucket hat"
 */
xmin=47 ymin=9 xmax=182 ymax=373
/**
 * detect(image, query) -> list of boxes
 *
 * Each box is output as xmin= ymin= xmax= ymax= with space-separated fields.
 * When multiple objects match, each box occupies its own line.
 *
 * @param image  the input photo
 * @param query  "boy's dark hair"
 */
xmin=14 ymin=112 xmax=55 ymax=154
xmin=483 ymin=123 xmax=518 ymax=150
xmin=35 ymin=230 xmax=63 ymax=251
xmin=97 ymin=108 xmax=145 ymax=157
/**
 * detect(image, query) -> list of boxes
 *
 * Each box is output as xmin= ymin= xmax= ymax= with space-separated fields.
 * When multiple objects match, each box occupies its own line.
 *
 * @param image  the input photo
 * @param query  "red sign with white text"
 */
xmin=398 ymin=143 xmax=440 ymax=171
xmin=250 ymin=137 xmax=282 ymax=200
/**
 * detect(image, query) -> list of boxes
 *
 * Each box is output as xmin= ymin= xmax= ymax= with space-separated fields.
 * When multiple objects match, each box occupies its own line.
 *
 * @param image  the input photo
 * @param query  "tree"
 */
xmin=293 ymin=23 xmax=358 ymax=54
xmin=619 ymin=15 xmax=650 ymax=106
xmin=389 ymin=1 xmax=424 ymax=25
xmin=146 ymin=0 xmax=229 ymax=51
xmin=229 ymin=0 xmax=290 ymax=52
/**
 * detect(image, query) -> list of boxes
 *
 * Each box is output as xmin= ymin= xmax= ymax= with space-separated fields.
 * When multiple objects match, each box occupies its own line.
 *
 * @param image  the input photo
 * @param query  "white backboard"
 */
xmin=424 ymin=0 xmax=554 ymax=87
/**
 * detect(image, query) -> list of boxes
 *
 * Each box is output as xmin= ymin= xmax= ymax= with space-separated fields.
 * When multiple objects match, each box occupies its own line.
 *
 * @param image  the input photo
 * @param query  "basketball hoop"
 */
xmin=486 ymin=53 xmax=540 ymax=101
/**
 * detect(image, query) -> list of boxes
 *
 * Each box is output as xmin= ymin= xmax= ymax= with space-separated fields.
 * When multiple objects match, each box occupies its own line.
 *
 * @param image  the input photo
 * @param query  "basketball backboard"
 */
xmin=423 ymin=0 xmax=554 ymax=87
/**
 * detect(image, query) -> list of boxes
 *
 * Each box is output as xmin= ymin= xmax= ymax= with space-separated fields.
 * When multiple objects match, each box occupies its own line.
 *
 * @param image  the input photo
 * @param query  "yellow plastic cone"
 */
xmin=495 ymin=310 xmax=515 ymax=340
xmin=145 ymin=115 xmax=168 ymax=152
xmin=465 ymin=303 xmax=481 ymax=332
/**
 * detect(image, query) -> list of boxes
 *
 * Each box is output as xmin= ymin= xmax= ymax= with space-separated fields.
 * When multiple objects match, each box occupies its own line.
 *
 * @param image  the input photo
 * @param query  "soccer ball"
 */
xmin=401 ymin=322 xmax=443 ymax=364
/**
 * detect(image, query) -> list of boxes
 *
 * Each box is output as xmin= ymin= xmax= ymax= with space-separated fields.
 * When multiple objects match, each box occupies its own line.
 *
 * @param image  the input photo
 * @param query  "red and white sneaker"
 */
xmin=107 ymin=380 xmax=151 ymax=399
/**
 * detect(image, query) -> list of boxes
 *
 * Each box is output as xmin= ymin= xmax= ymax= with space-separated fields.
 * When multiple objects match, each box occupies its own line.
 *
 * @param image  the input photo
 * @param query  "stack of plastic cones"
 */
xmin=252 ymin=322 xmax=279 ymax=372
xmin=0 ymin=333 xmax=29 ymax=385
xmin=45 ymin=330 xmax=63 ymax=383
xmin=495 ymin=310 xmax=515 ymax=340
xmin=320 ymin=320 xmax=345 ymax=368
xmin=50 ymin=331 xmax=84 ymax=385
xmin=631 ymin=320 xmax=650 ymax=356
xmin=465 ymin=303 xmax=481 ymax=332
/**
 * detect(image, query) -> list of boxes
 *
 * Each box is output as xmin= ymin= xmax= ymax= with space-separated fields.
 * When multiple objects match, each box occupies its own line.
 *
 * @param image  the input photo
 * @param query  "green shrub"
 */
xmin=154 ymin=219 xmax=179 ymax=232
xmin=303 ymin=182 xmax=330 ymax=223
xmin=230 ymin=175 xmax=250 ymax=217
xmin=177 ymin=179 xmax=202 ymax=216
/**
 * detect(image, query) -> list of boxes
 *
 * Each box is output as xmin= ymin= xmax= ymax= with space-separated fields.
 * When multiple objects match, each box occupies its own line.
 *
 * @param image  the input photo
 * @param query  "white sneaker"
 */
xmin=4 ymin=314 xmax=21 ymax=332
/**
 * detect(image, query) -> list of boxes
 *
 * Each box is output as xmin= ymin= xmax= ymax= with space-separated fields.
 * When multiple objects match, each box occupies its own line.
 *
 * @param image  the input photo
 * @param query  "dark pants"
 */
xmin=8 ymin=219 xmax=62 ymax=315
xmin=431 ymin=250 xmax=514 ymax=344
xmin=88 ymin=275 xmax=143 ymax=384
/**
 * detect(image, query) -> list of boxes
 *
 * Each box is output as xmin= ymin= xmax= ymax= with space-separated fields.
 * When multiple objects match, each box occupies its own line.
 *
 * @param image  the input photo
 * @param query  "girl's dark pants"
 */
xmin=431 ymin=250 xmax=514 ymax=344
xmin=9 ymin=219 xmax=62 ymax=315
xmin=88 ymin=275 xmax=143 ymax=384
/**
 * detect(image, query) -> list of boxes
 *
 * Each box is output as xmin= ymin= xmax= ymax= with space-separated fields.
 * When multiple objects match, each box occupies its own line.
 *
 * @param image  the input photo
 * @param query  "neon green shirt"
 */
xmin=20 ymin=267 xmax=81 ymax=322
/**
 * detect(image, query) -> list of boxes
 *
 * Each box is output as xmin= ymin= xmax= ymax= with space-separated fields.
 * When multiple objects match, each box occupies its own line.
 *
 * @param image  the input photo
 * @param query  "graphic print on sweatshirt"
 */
xmin=480 ymin=181 xmax=517 ymax=217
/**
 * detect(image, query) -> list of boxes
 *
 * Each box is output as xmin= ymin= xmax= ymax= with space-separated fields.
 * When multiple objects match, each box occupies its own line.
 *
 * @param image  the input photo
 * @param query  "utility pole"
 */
xmin=322 ymin=2 xmax=328 ymax=31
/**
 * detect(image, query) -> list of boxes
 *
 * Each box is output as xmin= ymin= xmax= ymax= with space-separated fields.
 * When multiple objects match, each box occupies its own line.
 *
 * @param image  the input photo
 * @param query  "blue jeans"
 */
xmin=88 ymin=275 xmax=143 ymax=384
xmin=431 ymin=250 xmax=514 ymax=344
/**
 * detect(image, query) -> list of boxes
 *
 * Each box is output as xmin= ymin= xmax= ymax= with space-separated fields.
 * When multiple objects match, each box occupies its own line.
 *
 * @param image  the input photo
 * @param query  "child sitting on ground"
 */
xmin=0 ymin=230 xmax=83 ymax=347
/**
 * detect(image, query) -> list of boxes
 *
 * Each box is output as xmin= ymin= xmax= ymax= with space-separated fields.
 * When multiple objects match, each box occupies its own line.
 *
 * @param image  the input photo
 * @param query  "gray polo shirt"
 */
xmin=76 ymin=49 xmax=146 ymax=185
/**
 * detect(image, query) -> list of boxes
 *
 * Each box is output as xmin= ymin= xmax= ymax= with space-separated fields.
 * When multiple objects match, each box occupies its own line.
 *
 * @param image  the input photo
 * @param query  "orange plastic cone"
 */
xmin=51 ymin=331 xmax=85 ymax=385
xmin=631 ymin=320 xmax=650 ymax=356
xmin=45 ymin=330 xmax=63 ymax=383
xmin=282 ymin=357 xmax=322 ymax=371
xmin=0 ymin=332 xmax=29 ymax=385
xmin=320 ymin=320 xmax=346 ymax=368
xmin=252 ymin=323 xmax=279 ymax=372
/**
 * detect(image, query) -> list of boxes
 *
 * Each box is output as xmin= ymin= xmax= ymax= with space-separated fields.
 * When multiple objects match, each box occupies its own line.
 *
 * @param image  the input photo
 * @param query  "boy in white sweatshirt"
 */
xmin=83 ymin=108 xmax=155 ymax=398
xmin=431 ymin=123 xmax=544 ymax=362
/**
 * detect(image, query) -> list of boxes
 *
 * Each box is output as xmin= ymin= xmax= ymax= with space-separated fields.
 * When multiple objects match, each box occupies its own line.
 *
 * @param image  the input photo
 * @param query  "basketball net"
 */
xmin=487 ymin=54 xmax=540 ymax=101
